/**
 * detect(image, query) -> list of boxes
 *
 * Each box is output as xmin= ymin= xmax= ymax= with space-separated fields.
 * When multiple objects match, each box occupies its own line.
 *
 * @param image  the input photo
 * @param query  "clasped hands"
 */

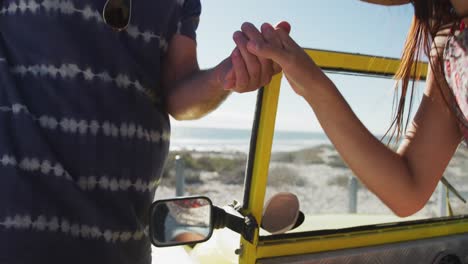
xmin=220 ymin=21 xmax=291 ymax=93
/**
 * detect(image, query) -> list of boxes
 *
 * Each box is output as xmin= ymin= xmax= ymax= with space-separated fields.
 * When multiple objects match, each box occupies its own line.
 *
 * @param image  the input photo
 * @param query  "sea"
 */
xmin=169 ymin=126 xmax=331 ymax=153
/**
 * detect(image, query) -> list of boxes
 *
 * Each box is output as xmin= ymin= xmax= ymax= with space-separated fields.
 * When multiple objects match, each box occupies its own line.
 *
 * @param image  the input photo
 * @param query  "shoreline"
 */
xmin=156 ymin=144 xmax=468 ymax=218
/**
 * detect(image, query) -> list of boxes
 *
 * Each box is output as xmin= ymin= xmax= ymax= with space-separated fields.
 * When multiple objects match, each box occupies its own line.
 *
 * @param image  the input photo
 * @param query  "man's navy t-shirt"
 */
xmin=0 ymin=0 xmax=201 ymax=263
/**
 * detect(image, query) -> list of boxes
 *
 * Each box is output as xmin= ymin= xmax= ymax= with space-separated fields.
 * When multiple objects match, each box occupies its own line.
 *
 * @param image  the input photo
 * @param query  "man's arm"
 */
xmin=162 ymin=22 xmax=284 ymax=121
xmin=161 ymin=34 xmax=233 ymax=120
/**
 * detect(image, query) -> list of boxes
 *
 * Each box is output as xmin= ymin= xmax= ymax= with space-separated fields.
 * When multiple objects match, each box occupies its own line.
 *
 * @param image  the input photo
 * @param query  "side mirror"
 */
xmin=149 ymin=196 xmax=214 ymax=247
xmin=148 ymin=193 xmax=305 ymax=247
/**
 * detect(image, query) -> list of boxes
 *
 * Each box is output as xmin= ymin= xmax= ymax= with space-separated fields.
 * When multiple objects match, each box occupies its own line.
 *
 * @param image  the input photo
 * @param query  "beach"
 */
xmin=152 ymin=128 xmax=468 ymax=263
xmin=155 ymin=138 xmax=468 ymax=219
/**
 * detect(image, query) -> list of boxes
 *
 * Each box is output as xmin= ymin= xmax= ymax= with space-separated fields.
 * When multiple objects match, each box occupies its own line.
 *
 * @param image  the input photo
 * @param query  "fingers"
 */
xmin=246 ymin=22 xmax=297 ymax=67
xmin=261 ymin=23 xmax=283 ymax=74
xmin=227 ymin=21 xmax=295 ymax=93
xmin=275 ymin=27 xmax=298 ymax=49
xmin=233 ymin=29 xmax=261 ymax=92
xmin=246 ymin=33 xmax=287 ymax=65
xmin=274 ymin=21 xmax=301 ymax=51
xmin=241 ymin=22 xmax=274 ymax=86
xmin=223 ymin=68 xmax=236 ymax=90
xmin=275 ymin=21 xmax=291 ymax=34
xmin=230 ymin=47 xmax=250 ymax=91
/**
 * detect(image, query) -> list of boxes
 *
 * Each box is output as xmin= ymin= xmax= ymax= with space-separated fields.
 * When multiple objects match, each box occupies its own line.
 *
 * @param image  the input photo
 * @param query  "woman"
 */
xmin=245 ymin=0 xmax=468 ymax=217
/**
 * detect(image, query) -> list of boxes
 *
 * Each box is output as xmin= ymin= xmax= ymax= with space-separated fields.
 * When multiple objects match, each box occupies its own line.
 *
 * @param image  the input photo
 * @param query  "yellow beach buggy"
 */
xmin=150 ymin=49 xmax=468 ymax=264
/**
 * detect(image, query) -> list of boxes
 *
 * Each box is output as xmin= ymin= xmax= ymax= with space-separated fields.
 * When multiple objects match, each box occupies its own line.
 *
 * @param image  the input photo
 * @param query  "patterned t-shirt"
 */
xmin=0 ymin=0 xmax=201 ymax=263
xmin=444 ymin=26 xmax=468 ymax=145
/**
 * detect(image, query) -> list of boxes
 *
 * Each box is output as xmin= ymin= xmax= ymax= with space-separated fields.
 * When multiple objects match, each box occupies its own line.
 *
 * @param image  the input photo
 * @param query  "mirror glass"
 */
xmin=149 ymin=197 xmax=213 ymax=247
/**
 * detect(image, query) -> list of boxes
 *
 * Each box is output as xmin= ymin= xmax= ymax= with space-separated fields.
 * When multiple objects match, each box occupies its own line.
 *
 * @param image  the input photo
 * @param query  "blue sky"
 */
xmin=171 ymin=0 xmax=422 ymax=134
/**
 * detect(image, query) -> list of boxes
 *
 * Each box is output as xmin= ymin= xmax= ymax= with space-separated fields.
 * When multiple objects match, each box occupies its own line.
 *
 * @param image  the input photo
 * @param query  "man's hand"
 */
xmin=223 ymin=22 xmax=291 ymax=93
xmin=162 ymin=22 xmax=291 ymax=120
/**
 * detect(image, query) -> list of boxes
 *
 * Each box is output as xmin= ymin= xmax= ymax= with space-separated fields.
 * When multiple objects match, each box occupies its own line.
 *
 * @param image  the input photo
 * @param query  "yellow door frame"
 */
xmin=236 ymin=48 xmax=468 ymax=264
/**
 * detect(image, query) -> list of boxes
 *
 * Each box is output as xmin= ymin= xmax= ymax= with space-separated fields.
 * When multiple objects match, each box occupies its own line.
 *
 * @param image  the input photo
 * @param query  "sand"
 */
xmin=155 ymin=145 xmax=468 ymax=218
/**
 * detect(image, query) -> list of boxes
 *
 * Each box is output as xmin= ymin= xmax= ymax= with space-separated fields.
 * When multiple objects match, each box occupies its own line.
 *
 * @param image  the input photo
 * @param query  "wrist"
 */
xmin=212 ymin=57 xmax=232 ymax=90
xmin=300 ymin=66 xmax=334 ymax=100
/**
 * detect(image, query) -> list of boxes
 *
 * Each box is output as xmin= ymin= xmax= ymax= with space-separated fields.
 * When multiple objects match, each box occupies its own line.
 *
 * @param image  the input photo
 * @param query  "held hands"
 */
xmin=220 ymin=21 xmax=323 ymax=97
xmin=245 ymin=21 xmax=325 ymax=97
xmin=220 ymin=22 xmax=291 ymax=93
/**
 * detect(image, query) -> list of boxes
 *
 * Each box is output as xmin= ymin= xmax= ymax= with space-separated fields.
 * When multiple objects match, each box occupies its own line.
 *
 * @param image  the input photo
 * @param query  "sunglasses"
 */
xmin=102 ymin=0 xmax=132 ymax=31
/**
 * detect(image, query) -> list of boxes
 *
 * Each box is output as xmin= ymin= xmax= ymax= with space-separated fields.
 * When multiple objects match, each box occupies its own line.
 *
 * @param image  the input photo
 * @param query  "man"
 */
xmin=0 ymin=0 xmax=277 ymax=263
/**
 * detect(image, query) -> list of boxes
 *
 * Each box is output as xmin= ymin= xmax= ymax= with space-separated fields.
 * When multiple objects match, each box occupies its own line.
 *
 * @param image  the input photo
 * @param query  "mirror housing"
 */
xmin=262 ymin=192 xmax=303 ymax=234
xmin=149 ymin=196 xmax=214 ymax=247
xmin=149 ymin=196 xmax=258 ymax=247
xmin=148 ymin=193 xmax=304 ymax=247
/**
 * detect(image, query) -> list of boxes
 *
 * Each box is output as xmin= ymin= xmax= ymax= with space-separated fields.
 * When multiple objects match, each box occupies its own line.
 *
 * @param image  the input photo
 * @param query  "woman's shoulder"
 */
xmin=431 ymin=24 xmax=454 ymax=59
xmin=441 ymin=24 xmax=468 ymax=144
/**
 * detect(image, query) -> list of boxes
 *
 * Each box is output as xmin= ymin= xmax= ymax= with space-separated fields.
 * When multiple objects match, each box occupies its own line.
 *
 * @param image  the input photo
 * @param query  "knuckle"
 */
xmin=236 ymin=85 xmax=248 ymax=94
xmin=278 ymin=29 xmax=290 ymax=40
xmin=260 ymin=62 xmax=272 ymax=75
xmin=265 ymin=33 xmax=277 ymax=42
xmin=272 ymin=63 xmax=282 ymax=74
xmin=249 ymin=68 xmax=261 ymax=82
xmin=262 ymin=69 xmax=274 ymax=83
xmin=238 ymin=85 xmax=253 ymax=94
xmin=256 ymin=41 xmax=267 ymax=51
xmin=264 ymin=35 xmax=278 ymax=46
xmin=249 ymin=76 xmax=259 ymax=86
xmin=237 ymin=76 xmax=249 ymax=88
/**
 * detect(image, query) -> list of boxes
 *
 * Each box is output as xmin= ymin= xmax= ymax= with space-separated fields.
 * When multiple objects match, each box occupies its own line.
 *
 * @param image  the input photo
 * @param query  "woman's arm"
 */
xmin=301 ymin=65 xmax=462 ymax=217
xmin=247 ymin=23 xmax=462 ymax=216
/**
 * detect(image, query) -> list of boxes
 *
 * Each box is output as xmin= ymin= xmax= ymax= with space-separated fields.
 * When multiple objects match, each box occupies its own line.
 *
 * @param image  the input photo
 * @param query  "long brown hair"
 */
xmin=386 ymin=0 xmax=459 ymax=143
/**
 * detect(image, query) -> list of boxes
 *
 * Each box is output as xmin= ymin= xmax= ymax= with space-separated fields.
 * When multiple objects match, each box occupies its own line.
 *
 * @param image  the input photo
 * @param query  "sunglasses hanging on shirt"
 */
xmin=102 ymin=0 xmax=132 ymax=31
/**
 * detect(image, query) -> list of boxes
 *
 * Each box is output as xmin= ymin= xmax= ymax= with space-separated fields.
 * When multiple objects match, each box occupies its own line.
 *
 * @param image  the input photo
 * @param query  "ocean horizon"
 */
xmin=169 ymin=126 xmax=332 ymax=153
xmin=169 ymin=126 xmax=394 ymax=153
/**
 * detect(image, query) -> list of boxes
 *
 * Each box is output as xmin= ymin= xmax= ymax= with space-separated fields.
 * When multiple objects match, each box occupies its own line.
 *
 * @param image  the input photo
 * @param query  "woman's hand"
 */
xmin=223 ymin=22 xmax=291 ymax=93
xmin=245 ymin=21 xmax=329 ymax=97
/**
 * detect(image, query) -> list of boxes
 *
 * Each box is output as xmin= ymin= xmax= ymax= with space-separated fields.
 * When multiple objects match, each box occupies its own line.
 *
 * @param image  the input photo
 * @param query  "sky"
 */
xmin=171 ymin=0 xmax=423 ymax=134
